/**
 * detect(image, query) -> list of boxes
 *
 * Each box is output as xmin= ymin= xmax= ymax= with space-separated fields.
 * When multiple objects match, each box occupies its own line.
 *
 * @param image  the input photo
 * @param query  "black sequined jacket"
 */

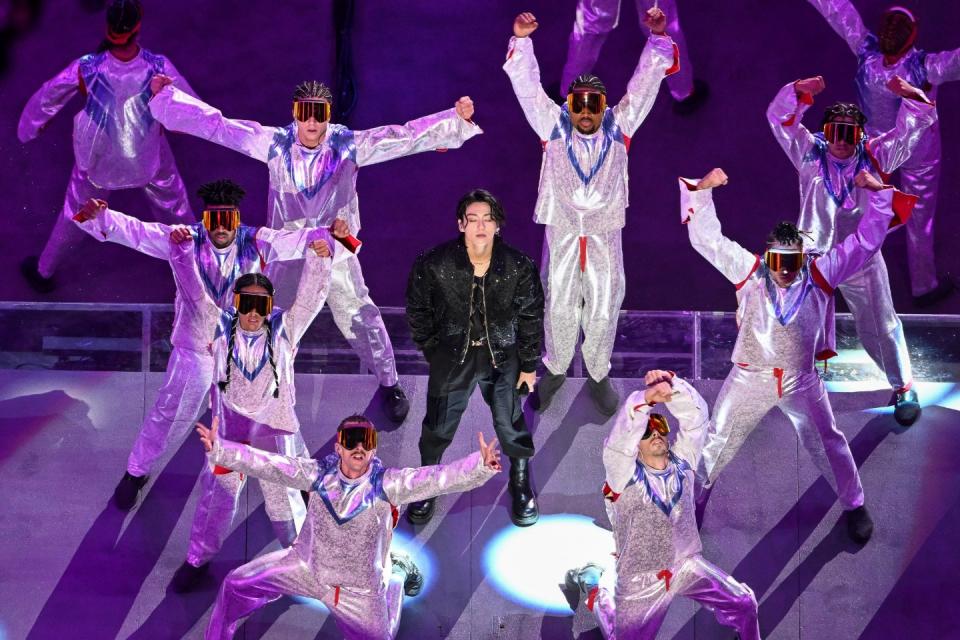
xmin=406 ymin=236 xmax=544 ymax=373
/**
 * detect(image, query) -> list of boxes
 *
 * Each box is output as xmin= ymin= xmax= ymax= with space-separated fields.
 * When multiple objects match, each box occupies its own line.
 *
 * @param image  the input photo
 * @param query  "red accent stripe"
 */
xmin=579 ymin=236 xmax=587 ymax=273
xmin=212 ymin=465 xmax=233 ymax=476
xmin=782 ymin=114 xmax=797 ymax=127
xmin=657 ymin=569 xmax=673 ymax=591
xmin=734 ymin=255 xmax=761 ymax=291
xmin=78 ymin=68 xmax=87 ymax=97
xmin=890 ymin=190 xmax=918 ymax=227
xmin=774 ymin=368 xmax=784 ymax=398
xmin=815 ymin=349 xmax=838 ymax=361
xmin=798 ymin=92 xmax=815 ymax=106
xmin=334 ymin=585 xmax=340 ymax=606
xmin=622 ymin=133 xmax=631 ymax=152
xmin=391 ymin=504 xmax=399 ymax=529
xmin=602 ymin=482 xmax=621 ymax=503
xmin=586 ymin=586 xmax=599 ymax=611
xmin=810 ymin=259 xmax=834 ymax=294
xmin=664 ymin=44 xmax=681 ymax=76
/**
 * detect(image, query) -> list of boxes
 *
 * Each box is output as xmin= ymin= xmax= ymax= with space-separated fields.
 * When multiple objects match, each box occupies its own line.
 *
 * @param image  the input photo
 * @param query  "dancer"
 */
xmin=73 ymin=179 xmax=338 ymax=510
xmin=405 ymin=189 xmax=543 ymax=527
xmin=198 ymin=414 xmax=500 ymax=639
xmin=560 ymin=0 xmax=707 ymax=113
xmin=566 ymin=370 xmax=759 ymax=640
xmin=164 ymin=227 xmax=335 ymax=591
xmin=805 ymin=0 xmax=960 ymax=306
xmin=504 ymin=9 xmax=677 ymax=416
xmin=18 ymin=0 xmax=194 ymax=293
xmin=768 ymin=74 xmax=936 ymax=425
xmin=147 ymin=76 xmax=483 ymax=424
xmin=683 ymin=167 xmax=918 ymax=542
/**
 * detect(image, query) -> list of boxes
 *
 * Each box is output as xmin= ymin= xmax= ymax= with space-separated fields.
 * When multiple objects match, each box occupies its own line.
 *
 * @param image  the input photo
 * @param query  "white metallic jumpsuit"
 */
xmin=561 ymin=0 xmax=693 ymax=102
xmin=168 ymin=239 xmax=333 ymax=565
xmin=767 ymin=81 xmax=936 ymax=391
xmin=75 ymin=209 xmax=323 ymax=478
xmin=17 ymin=48 xmax=194 ymax=278
xmin=204 ymin=442 xmax=496 ymax=639
xmin=149 ymin=87 xmax=482 ymax=387
xmin=585 ymin=377 xmax=759 ymax=640
xmin=682 ymin=180 xmax=915 ymax=509
xmin=503 ymin=33 xmax=678 ymax=382
xmin=806 ymin=0 xmax=960 ymax=297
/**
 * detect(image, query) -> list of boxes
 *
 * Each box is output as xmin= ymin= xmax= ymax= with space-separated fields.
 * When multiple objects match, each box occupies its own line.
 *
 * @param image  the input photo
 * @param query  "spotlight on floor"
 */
xmin=824 ymin=381 xmax=956 ymax=414
xmin=482 ymin=513 xmax=615 ymax=615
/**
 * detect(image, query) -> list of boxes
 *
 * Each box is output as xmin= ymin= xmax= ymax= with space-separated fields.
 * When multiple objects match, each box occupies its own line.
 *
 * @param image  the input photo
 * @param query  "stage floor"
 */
xmin=2 ymin=370 xmax=959 ymax=639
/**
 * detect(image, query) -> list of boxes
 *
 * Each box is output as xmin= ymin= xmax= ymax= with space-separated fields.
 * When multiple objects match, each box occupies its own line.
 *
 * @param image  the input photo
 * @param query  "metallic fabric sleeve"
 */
xmin=149 ymin=86 xmax=279 ymax=162
xmin=255 ymin=226 xmax=331 ymax=264
xmin=169 ymin=234 xmax=221 ymax=314
xmin=680 ymin=179 xmax=758 ymax=286
xmin=603 ymin=391 xmax=650 ymax=493
xmin=813 ymin=187 xmax=899 ymax=289
xmin=381 ymin=451 xmax=497 ymax=506
xmin=502 ymin=35 xmax=562 ymax=141
xmin=75 ymin=207 xmax=173 ymax=260
xmin=209 ymin=438 xmax=321 ymax=492
xmin=612 ymin=34 xmax=675 ymax=137
xmin=17 ymin=59 xmax=81 ymax=143
xmin=766 ymin=81 xmax=817 ymax=171
xmin=805 ymin=0 xmax=869 ymax=54
xmin=664 ymin=377 xmax=709 ymax=470
xmin=283 ymin=252 xmax=333 ymax=345
xmin=867 ymin=93 xmax=938 ymax=174
xmin=925 ymin=46 xmax=960 ymax=85
xmin=352 ymin=109 xmax=481 ymax=167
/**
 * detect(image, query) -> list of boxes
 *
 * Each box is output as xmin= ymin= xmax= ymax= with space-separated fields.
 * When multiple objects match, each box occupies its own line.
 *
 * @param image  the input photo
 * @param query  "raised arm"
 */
xmin=282 ymin=249 xmax=333 ymax=345
xmin=148 ymin=85 xmax=279 ymax=162
xmin=73 ymin=199 xmax=173 ymax=259
xmin=680 ymin=173 xmax=760 ymax=286
xmin=168 ymin=231 xmax=218 ymax=310
xmin=867 ymin=79 xmax=937 ymax=174
xmin=766 ymin=78 xmax=820 ymax=170
xmin=208 ymin=433 xmax=321 ymax=492
xmin=381 ymin=450 xmax=497 ymax=506
xmin=502 ymin=13 xmax=562 ymax=141
xmin=405 ymin=253 xmax=439 ymax=355
xmin=662 ymin=376 xmax=709 ymax=470
xmin=515 ymin=256 xmax=545 ymax=374
xmin=18 ymin=59 xmax=82 ymax=143
xmin=603 ymin=390 xmax=651 ymax=493
xmin=352 ymin=104 xmax=481 ymax=167
xmin=805 ymin=0 xmax=869 ymax=54
xmin=612 ymin=8 xmax=677 ymax=136
xmin=811 ymin=176 xmax=916 ymax=290
xmin=256 ymin=226 xmax=333 ymax=264
xmin=924 ymin=47 xmax=960 ymax=85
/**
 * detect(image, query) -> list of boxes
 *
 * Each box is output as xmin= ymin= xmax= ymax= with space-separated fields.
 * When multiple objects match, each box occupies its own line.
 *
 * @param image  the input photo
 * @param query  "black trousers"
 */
xmin=419 ymin=346 xmax=535 ymax=464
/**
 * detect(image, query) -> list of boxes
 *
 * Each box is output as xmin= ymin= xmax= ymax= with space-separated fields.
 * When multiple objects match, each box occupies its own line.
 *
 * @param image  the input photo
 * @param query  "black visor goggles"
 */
xmin=764 ymin=250 xmax=804 ymax=273
xmin=823 ymin=122 xmax=863 ymax=146
xmin=293 ymin=100 xmax=332 ymax=123
xmin=642 ymin=413 xmax=671 ymax=440
xmin=337 ymin=425 xmax=378 ymax=451
xmin=567 ymin=91 xmax=606 ymax=115
xmin=234 ymin=292 xmax=273 ymax=316
xmin=203 ymin=208 xmax=240 ymax=232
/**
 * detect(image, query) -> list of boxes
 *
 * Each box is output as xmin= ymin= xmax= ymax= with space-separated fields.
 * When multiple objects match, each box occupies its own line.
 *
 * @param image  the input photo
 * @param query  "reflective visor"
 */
xmin=293 ymin=100 xmax=332 ymax=123
xmin=765 ymin=250 xmax=804 ymax=273
xmin=234 ymin=292 xmax=273 ymax=316
xmin=642 ymin=413 xmax=671 ymax=440
xmin=337 ymin=425 xmax=378 ymax=451
xmin=203 ymin=208 xmax=240 ymax=232
xmin=567 ymin=91 xmax=606 ymax=115
xmin=823 ymin=122 xmax=863 ymax=146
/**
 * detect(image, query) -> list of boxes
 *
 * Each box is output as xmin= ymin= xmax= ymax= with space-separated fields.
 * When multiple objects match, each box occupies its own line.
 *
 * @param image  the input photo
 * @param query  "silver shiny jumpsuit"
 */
xmin=149 ymin=86 xmax=481 ymax=387
xmin=503 ymin=32 xmax=678 ymax=382
xmin=18 ymin=48 xmax=194 ymax=278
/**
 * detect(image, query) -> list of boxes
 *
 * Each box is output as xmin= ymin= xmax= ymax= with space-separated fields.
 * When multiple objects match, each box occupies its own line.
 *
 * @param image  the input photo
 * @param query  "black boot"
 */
xmin=564 ymin=562 xmax=604 ymax=597
xmin=381 ymin=384 xmax=410 ymax=424
xmin=390 ymin=551 xmax=424 ymax=596
xmin=509 ymin=457 xmax=539 ymax=527
xmin=892 ymin=388 xmax=921 ymax=427
xmin=845 ymin=505 xmax=874 ymax=545
xmin=587 ymin=376 xmax=619 ymax=417
xmin=20 ymin=256 xmax=55 ymax=294
xmin=532 ymin=372 xmax=566 ymax=413
xmin=171 ymin=561 xmax=209 ymax=593
xmin=406 ymin=497 xmax=436 ymax=525
xmin=113 ymin=471 xmax=149 ymax=511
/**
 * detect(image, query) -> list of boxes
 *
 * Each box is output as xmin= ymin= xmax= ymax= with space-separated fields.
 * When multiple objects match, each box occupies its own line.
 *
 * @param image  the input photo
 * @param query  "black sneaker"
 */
xmin=20 ymin=256 xmax=56 ymax=293
xmin=390 ymin=551 xmax=424 ymax=597
xmin=406 ymin=497 xmax=436 ymax=525
xmin=913 ymin=276 xmax=954 ymax=308
xmin=171 ymin=561 xmax=209 ymax=593
xmin=564 ymin=563 xmax=603 ymax=596
xmin=673 ymin=79 xmax=710 ymax=116
xmin=845 ymin=505 xmax=874 ymax=545
xmin=532 ymin=372 xmax=566 ymax=413
xmin=113 ymin=472 xmax=149 ymax=511
xmin=587 ymin=377 xmax=619 ymax=417
xmin=381 ymin=384 xmax=410 ymax=424
xmin=891 ymin=388 xmax=921 ymax=427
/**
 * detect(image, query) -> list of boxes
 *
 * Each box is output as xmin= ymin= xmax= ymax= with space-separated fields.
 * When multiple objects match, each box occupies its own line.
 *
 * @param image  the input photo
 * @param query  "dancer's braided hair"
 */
xmin=218 ymin=273 xmax=280 ymax=398
xmin=766 ymin=222 xmax=804 ymax=248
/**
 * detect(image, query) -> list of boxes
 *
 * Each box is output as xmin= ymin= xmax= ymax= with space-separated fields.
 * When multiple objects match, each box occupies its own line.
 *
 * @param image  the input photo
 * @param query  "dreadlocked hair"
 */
xmin=568 ymin=74 xmax=607 ymax=96
xmin=766 ymin=221 xmax=804 ymax=248
xmin=218 ymin=273 xmax=280 ymax=398
xmin=337 ymin=414 xmax=376 ymax=431
xmin=820 ymin=102 xmax=867 ymax=128
xmin=197 ymin=179 xmax=246 ymax=207
xmin=293 ymin=81 xmax=333 ymax=102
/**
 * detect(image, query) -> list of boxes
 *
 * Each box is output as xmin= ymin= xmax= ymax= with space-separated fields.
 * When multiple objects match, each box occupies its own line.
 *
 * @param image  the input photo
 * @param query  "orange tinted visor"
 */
xmin=203 ymin=208 xmax=240 ymax=232
xmin=337 ymin=425 xmax=378 ymax=451
xmin=823 ymin=122 xmax=863 ymax=145
xmin=765 ymin=250 xmax=804 ymax=273
xmin=234 ymin=292 xmax=273 ymax=316
xmin=293 ymin=100 xmax=332 ymax=123
xmin=642 ymin=413 xmax=670 ymax=440
xmin=567 ymin=91 xmax=606 ymax=115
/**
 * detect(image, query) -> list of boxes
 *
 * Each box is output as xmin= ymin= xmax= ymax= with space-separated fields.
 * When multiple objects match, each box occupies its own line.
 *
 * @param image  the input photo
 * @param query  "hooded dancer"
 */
xmin=18 ymin=0 xmax=195 ymax=293
xmin=684 ymin=167 xmax=919 ymax=543
xmin=147 ymin=77 xmax=482 ymax=425
xmin=805 ymin=0 xmax=960 ymax=307
xmin=560 ymin=0 xmax=707 ymax=114
xmin=768 ymin=74 xmax=936 ymax=426
xmin=566 ymin=370 xmax=759 ymax=640
xmin=504 ymin=9 xmax=678 ymax=417
xmin=164 ymin=228 xmax=335 ymax=591
xmin=198 ymin=414 xmax=500 ymax=640
xmin=73 ymin=179 xmax=338 ymax=510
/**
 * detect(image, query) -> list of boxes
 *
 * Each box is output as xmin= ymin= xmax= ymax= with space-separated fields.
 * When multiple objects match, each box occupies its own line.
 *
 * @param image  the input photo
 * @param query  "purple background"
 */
xmin=1 ymin=0 xmax=958 ymax=312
